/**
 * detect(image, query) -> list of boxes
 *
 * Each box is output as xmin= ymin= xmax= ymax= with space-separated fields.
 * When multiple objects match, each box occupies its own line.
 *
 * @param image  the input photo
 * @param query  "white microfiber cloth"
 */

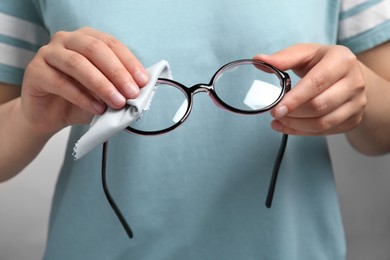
xmin=73 ymin=60 xmax=172 ymax=160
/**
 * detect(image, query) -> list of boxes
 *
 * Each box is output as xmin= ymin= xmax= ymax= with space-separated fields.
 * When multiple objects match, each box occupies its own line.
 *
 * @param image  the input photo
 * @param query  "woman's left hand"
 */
xmin=254 ymin=43 xmax=367 ymax=136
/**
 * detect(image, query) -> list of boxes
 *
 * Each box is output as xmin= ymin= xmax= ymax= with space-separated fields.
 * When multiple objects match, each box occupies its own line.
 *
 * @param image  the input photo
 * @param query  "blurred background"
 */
xmin=0 ymin=129 xmax=389 ymax=260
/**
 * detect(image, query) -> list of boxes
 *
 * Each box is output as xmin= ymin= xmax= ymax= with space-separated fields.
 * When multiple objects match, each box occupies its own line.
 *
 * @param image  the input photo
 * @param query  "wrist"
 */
xmin=0 ymin=98 xmax=54 ymax=181
xmin=11 ymin=98 xmax=55 ymax=142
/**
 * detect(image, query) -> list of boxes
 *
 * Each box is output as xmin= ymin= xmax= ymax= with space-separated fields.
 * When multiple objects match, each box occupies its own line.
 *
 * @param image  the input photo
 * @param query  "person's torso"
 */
xmin=34 ymin=1 xmax=345 ymax=259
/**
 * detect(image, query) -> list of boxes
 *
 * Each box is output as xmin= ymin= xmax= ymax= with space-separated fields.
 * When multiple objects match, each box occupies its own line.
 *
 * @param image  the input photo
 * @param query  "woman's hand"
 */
xmin=254 ymin=43 xmax=367 ymax=136
xmin=21 ymin=27 xmax=148 ymax=136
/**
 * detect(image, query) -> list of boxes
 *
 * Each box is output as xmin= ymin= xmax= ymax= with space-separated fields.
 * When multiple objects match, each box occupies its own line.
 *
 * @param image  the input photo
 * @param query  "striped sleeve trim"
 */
xmin=0 ymin=43 xmax=36 ymax=69
xmin=0 ymin=12 xmax=49 ymax=46
xmin=0 ymin=9 xmax=49 ymax=82
xmin=340 ymin=0 xmax=367 ymax=10
xmin=338 ymin=0 xmax=390 ymax=41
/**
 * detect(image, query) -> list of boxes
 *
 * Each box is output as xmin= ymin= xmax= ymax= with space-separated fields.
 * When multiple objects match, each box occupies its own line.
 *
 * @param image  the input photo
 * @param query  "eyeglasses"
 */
xmin=102 ymin=59 xmax=291 ymax=238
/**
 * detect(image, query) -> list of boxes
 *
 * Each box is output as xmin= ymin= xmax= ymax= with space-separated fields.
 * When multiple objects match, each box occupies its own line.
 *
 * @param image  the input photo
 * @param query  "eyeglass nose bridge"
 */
xmin=187 ymin=83 xmax=227 ymax=110
xmin=188 ymin=82 xmax=213 ymax=94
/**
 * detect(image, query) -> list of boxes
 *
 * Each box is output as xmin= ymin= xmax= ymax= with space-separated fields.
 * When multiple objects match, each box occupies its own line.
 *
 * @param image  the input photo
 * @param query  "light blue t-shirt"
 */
xmin=1 ymin=1 xmax=390 ymax=259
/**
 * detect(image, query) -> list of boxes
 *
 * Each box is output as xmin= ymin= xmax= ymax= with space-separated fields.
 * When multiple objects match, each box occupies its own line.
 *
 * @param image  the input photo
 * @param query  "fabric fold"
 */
xmin=73 ymin=60 xmax=172 ymax=160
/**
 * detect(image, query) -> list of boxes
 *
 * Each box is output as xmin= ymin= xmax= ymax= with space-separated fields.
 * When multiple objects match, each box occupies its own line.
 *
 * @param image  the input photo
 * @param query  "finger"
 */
xmin=81 ymin=28 xmax=149 ymax=87
xmin=272 ymin=100 xmax=364 ymax=135
xmin=63 ymin=32 xmax=140 ymax=99
xmin=272 ymin=115 xmax=362 ymax=136
xmin=31 ymin=59 xmax=107 ymax=114
xmin=271 ymin=66 xmax=345 ymax=119
xmin=285 ymin=77 xmax=363 ymax=118
xmin=254 ymin=43 xmax=324 ymax=76
xmin=43 ymin=46 xmax=127 ymax=109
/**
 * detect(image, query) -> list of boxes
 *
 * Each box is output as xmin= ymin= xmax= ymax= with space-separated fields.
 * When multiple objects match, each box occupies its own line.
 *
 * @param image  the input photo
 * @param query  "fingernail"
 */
xmin=254 ymin=54 xmax=269 ymax=61
xmin=123 ymin=82 xmax=139 ymax=98
xmin=256 ymin=54 xmax=269 ymax=58
xmin=109 ymin=91 xmax=126 ymax=106
xmin=134 ymin=70 xmax=149 ymax=85
xmin=274 ymin=106 xmax=288 ymax=119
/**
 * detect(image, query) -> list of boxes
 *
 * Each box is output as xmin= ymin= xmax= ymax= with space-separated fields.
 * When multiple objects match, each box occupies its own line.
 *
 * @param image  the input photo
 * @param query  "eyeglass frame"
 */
xmin=101 ymin=59 xmax=291 ymax=238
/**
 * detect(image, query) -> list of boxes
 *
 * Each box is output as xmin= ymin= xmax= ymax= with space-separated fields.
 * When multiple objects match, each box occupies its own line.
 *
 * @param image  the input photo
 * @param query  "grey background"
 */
xmin=0 ymin=130 xmax=389 ymax=260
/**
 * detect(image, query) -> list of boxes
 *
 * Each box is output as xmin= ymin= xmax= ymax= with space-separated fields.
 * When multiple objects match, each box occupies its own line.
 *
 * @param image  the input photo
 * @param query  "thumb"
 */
xmin=253 ymin=43 xmax=325 ymax=78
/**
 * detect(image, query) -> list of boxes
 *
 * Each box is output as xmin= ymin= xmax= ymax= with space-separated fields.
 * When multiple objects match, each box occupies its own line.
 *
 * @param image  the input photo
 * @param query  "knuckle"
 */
xmin=346 ymin=114 xmax=363 ymax=131
xmin=342 ymin=47 xmax=357 ymax=63
xmin=110 ymin=66 xmax=128 ymax=80
xmin=310 ymin=72 xmax=328 ymax=93
xmin=36 ymin=45 xmax=49 ymax=56
xmin=84 ymin=38 xmax=105 ymax=55
xmin=335 ymin=45 xmax=360 ymax=69
xmin=310 ymin=97 xmax=328 ymax=115
xmin=104 ymin=35 xmax=122 ymax=50
xmin=347 ymin=53 xmax=358 ymax=65
xmin=65 ymin=53 xmax=84 ymax=69
xmin=354 ymin=114 xmax=363 ymax=126
xmin=356 ymin=75 xmax=366 ymax=91
xmin=352 ymin=115 xmax=363 ymax=127
xmin=35 ymin=45 xmax=52 ymax=62
xmin=25 ymin=56 xmax=46 ymax=76
xmin=359 ymin=95 xmax=367 ymax=110
xmin=52 ymin=30 xmax=68 ymax=41
xmin=334 ymin=45 xmax=353 ymax=56
xmin=317 ymin=117 xmax=331 ymax=132
xmin=352 ymin=91 xmax=367 ymax=113
xmin=94 ymin=78 xmax=109 ymax=90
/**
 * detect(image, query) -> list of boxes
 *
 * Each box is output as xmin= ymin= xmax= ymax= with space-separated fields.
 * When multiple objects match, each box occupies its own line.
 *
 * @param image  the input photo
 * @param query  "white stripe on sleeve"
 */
xmin=0 ymin=43 xmax=35 ymax=69
xmin=0 ymin=12 xmax=49 ymax=45
xmin=338 ymin=0 xmax=390 ymax=40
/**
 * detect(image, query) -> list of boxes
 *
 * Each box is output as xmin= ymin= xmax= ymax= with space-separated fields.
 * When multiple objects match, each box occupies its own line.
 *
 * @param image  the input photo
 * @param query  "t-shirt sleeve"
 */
xmin=338 ymin=0 xmax=390 ymax=54
xmin=0 ymin=1 xmax=49 ymax=86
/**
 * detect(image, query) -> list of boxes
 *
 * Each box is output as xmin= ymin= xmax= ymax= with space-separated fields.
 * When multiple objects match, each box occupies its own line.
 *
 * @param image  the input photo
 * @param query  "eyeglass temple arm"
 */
xmin=102 ymin=141 xmax=134 ymax=239
xmin=265 ymin=133 xmax=288 ymax=208
xmin=102 ymin=132 xmax=287 ymax=238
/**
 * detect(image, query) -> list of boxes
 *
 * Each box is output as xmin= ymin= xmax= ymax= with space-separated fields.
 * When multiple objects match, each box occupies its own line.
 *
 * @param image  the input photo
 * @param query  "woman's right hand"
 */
xmin=21 ymin=27 xmax=148 ymax=136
